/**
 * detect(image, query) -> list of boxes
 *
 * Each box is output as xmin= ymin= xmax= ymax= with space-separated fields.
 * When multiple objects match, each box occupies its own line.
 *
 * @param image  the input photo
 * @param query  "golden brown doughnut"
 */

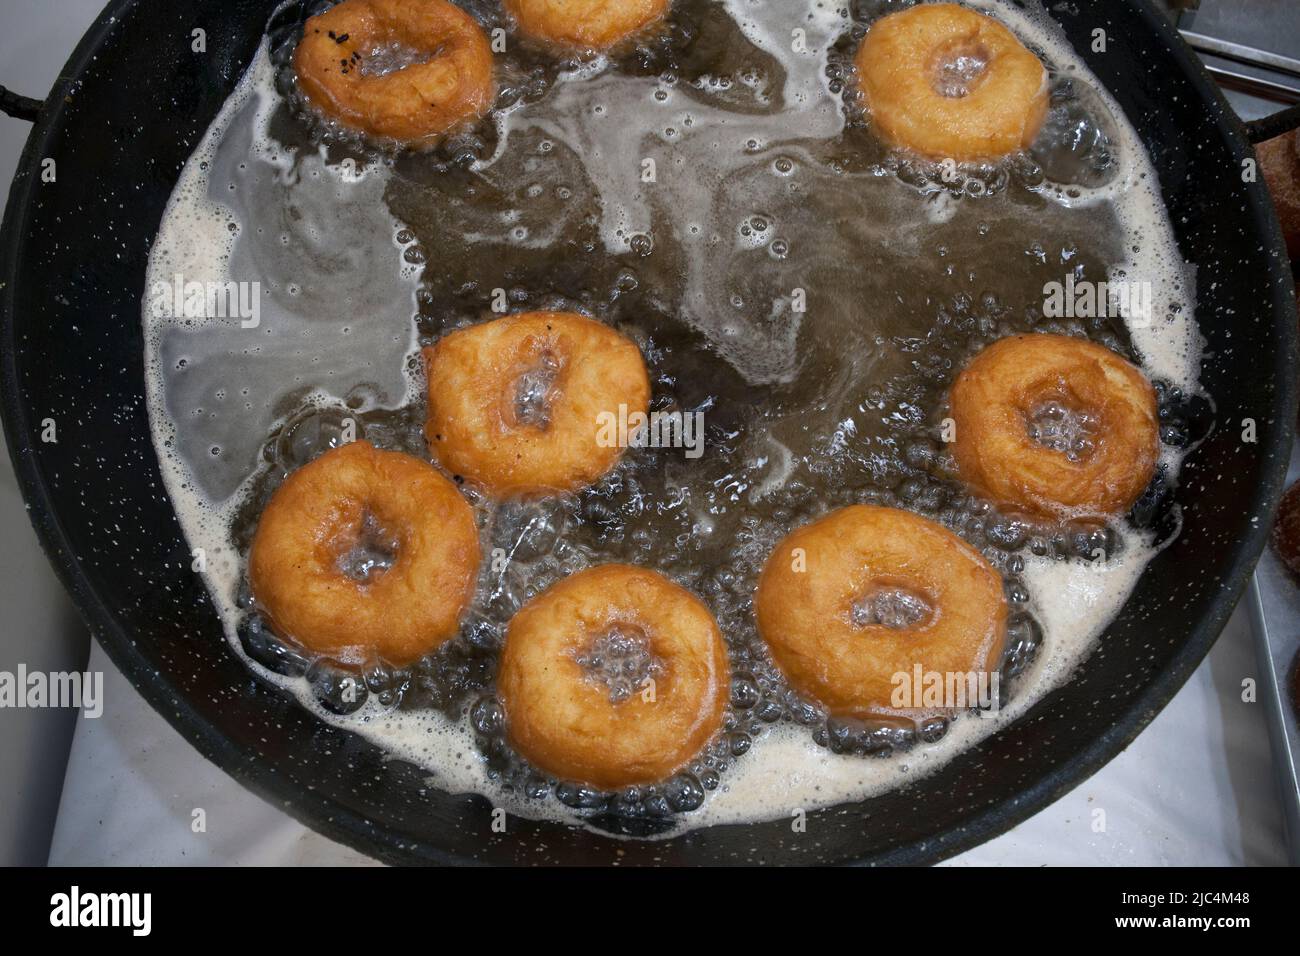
xmin=498 ymin=564 xmax=728 ymax=789
xmin=293 ymin=0 xmax=495 ymax=144
xmin=248 ymin=440 xmax=480 ymax=666
xmin=756 ymin=505 xmax=1007 ymax=720
xmin=949 ymin=333 xmax=1159 ymax=518
xmin=504 ymin=0 xmax=670 ymax=51
xmin=855 ymin=3 xmax=1049 ymax=161
xmin=423 ymin=311 xmax=651 ymax=496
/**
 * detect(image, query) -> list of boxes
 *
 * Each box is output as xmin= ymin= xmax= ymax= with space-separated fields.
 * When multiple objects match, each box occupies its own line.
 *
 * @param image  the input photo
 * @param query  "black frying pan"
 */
xmin=1 ymin=0 xmax=1297 ymax=865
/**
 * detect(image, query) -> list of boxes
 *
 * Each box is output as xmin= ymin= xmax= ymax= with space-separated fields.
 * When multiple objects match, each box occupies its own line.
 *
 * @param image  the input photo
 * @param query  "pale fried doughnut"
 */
xmin=423 ymin=311 xmax=651 ymax=495
xmin=504 ymin=0 xmax=670 ymax=50
xmin=248 ymin=440 xmax=480 ymax=666
xmin=756 ymin=505 xmax=1007 ymax=720
xmin=498 ymin=564 xmax=728 ymax=789
xmin=949 ymin=334 xmax=1159 ymax=518
xmin=293 ymin=0 xmax=495 ymax=144
xmin=855 ymin=3 xmax=1048 ymax=161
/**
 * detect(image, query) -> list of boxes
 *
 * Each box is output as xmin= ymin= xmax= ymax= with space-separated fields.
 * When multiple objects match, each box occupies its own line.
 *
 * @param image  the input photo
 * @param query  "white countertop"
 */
xmin=45 ymin=604 xmax=1287 ymax=865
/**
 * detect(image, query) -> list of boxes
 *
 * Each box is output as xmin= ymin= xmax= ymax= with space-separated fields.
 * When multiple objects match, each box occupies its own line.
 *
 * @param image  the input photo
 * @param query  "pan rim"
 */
xmin=1 ymin=0 xmax=1296 ymax=866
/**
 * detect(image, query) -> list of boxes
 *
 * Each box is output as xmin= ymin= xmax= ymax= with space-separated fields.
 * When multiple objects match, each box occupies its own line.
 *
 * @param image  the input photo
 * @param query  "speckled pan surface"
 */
xmin=0 ymin=0 xmax=1295 ymax=864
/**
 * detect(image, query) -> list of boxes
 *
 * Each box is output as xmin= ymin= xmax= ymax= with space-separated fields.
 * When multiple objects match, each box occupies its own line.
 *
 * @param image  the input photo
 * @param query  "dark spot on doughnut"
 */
xmin=574 ymin=623 xmax=664 ymax=704
xmin=851 ymin=584 xmax=934 ymax=630
xmin=1025 ymin=399 xmax=1098 ymax=461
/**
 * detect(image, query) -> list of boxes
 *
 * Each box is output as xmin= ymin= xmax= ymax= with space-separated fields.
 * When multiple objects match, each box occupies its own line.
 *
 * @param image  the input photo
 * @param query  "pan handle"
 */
xmin=1246 ymin=103 xmax=1300 ymax=145
xmin=0 ymin=85 xmax=42 ymax=123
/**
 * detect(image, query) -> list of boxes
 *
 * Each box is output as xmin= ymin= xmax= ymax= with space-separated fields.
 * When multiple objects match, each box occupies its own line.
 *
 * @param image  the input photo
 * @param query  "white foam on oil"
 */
xmin=965 ymin=0 xmax=1200 ymax=386
xmin=144 ymin=1 xmax=1200 ymax=838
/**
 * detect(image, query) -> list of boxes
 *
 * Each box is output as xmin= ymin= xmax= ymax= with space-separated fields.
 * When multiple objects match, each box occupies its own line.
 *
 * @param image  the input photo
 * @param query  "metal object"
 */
xmin=1175 ymin=0 xmax=1300 ymax=868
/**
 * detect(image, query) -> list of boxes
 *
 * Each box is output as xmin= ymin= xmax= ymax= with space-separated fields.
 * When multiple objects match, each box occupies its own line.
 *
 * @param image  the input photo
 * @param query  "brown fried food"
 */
xmin=949 ymin=333 xmax=1160 ymax=518
xmin=248 ymin=440 xmax=480 ymax=666
xmin=504 ymin=0 xmax=669 ymax=50
xmin=756 ymin=505 xmax=1007 ymax=720
xmin=293 ymin=0 xmax=495 ymax=144
xmin=423 ymin=311 xmax=651 ymax=496
xmin=855 ymin=3 xmax=1049 ymax=161
xmin=498 ymin=564 xmax=728 ymax=789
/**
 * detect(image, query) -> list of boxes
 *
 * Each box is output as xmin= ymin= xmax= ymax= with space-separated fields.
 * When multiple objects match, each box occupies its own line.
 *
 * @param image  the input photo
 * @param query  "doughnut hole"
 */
xmin=929 ymin=38 xmax=991 ymax=99
xmin=851 ymin=581 xmax=935 ymax=630
xmin=509 ymin=347 xmax=562 ymax=430
xmin=574 ymin=622 xmax=665 ymax=704
xmin=332 ymin=510 xmax=401 ymax=582
xmin=1024 ymin=393 xmax=1099 ymax=463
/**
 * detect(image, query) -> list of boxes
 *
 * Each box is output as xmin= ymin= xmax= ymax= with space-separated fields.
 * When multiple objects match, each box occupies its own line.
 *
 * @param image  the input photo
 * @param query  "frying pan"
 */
xmin=1 ymin=0 xmax=1297 ymax=865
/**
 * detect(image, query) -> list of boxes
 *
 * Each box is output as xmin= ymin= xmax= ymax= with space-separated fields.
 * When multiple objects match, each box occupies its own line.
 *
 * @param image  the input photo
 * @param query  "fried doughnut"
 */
xmin=248 ymin=440 xmax=480 ymax=666
xmin=424 ymin=311 xmax=651 ymax=495
xmin=293 ymin=0 xmax=495 ymax=144
xmin=504 ymin=0 xmax=669 ymax=51
xmin=855 ymin=3 xmax=1049 ymax=161
xmin=756 ymin=505 xmax=1007 ymax=720
xmin=498 ymin=564 xmax=728 ymax=789
xmin=949 ymin=334 xmax=1159 ymax=518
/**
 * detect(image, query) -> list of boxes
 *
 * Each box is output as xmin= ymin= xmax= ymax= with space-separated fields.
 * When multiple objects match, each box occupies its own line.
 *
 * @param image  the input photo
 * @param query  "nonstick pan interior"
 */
xmin=0 ymin=0 xmax=1295 ymax=864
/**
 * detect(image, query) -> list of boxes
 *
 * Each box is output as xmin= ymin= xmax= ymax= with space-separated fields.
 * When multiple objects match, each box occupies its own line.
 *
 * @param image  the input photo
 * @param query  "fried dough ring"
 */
xmin=293 ymin=0 xmax=495 ymax=144
xmin=949 ymin=334 xmax=1159 ymax=518
xmin=498 ymin=564 xmax=729 ymax=789
xmin=504 ymin=0 xmax=670 ymax=51
xmin=855 ymin=3 xmax=1049 ymax=161
xmin=756 ymin=505 xmax=1007 ymax=720
xmin=424 ymin=311 xmax=651 ymax=495
xmin=248 ymin=440 xmax=480 ymax=666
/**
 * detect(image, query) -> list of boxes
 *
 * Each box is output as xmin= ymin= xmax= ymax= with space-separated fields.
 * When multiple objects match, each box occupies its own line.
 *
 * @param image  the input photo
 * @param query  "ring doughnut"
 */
xmin=504 ymin=0 xmax=670 ymax=51
xmin=855 ymin=3 xmax=1049 ymax=161
xmin=424 ymin=311 xmax=651 ymax=495
xmin=293 ymin=0 xmax=495 ymax=144
xmin=249 ymin=440 xmax=480 ymax=666
xmin=498 ymin=564 xmax=729 ymax=789
xmin=756 ymin=505 xmax=1007 ymax=720
xmin=949 ymin=334 xmax=1159 ymax=518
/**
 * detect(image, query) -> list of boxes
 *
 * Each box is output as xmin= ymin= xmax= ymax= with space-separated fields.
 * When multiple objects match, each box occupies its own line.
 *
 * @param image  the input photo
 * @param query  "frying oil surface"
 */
xmin=143 ymin=0 xmax=1202 ymax=836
